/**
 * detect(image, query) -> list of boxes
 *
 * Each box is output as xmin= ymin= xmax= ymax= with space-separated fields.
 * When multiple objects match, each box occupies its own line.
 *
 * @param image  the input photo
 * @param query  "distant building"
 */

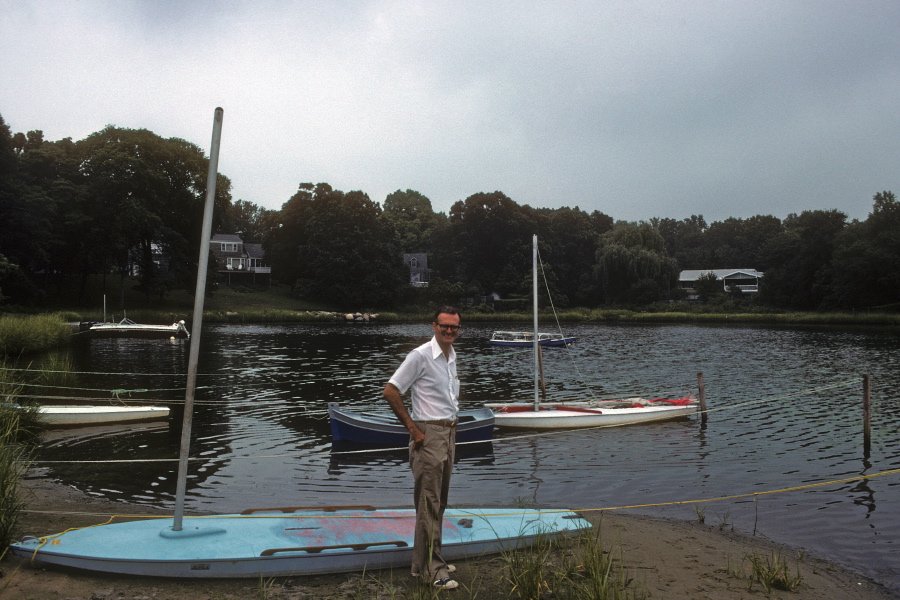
xmin=210 ymin=233 xmax=271 ymax=286
xmin=678 ymin=269 xmax=763 ymax=301
xmin=403 ymin=253 xmax=431 ymax=287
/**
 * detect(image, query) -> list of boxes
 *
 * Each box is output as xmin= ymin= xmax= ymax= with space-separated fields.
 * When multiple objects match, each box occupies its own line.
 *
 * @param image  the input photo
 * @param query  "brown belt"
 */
xmin=422 ymin=419 xmax=457 ymax=428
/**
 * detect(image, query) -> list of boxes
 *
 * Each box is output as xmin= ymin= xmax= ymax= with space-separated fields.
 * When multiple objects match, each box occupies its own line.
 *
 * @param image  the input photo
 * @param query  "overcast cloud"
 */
xmin=2 ymin=0 xmax=898 ymax=222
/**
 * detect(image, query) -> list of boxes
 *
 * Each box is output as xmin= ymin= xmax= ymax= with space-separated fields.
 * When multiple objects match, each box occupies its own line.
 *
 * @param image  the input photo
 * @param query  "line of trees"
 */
xmin=2 ymin=115 xmax=898 ymax=312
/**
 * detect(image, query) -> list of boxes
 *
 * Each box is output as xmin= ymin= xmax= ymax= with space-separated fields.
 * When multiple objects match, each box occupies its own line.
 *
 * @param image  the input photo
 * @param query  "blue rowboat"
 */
xmin=10 ymin=506 xmax=590 ymax=578
xmin=328 ymin=403 xmax=494 ymax=445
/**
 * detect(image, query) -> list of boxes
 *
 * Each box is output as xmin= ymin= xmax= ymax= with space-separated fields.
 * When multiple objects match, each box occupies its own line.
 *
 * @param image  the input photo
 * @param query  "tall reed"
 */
xmin=0 ymin=313 xmax=74 ymax=357
xmin=564 ymin=529 xmax=646 ymax=600
xmin=27 ymin=351 xmax=78 ymax=396
xmin=0 ymin=365 xmax=41 ymax=552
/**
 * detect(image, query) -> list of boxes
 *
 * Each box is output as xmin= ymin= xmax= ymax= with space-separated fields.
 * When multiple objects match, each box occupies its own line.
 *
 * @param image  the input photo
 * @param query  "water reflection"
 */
xmin=30 ymin=322 xmax=900 ymax=592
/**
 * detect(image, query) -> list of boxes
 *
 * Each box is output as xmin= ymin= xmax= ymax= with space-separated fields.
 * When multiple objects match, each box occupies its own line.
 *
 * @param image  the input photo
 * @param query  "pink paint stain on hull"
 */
xmin=281 ymin=511 xmax=462 ymax=546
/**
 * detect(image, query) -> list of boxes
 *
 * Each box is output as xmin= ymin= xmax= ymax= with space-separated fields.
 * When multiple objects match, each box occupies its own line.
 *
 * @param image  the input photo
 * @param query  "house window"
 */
xmin=409 ymin=258 xmax=418 ymax=268
xmin=220 ymin=242 xmax=238 ymax=252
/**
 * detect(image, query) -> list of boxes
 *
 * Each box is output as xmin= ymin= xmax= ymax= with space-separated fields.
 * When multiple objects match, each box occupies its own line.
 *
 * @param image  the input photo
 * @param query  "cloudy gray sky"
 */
xmin=2 ymin=1 xmax=898 ymax=223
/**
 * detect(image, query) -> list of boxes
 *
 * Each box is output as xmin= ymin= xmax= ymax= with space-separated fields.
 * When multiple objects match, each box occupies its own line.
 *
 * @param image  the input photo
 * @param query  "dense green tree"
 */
xmin=381 ymin=189 xmax=446 ymax=254
xmin=264 ymin=182 xmax=316 ymax=286
xmin=0 ymin=115 xmax=23 ymax=303
xmin=704 ymin=215 xmax=783 ymax=269
xmin=0 ymin=117 xmax=58 ymax=302
xmin=222 ymin=199 xmax=275 ymax=244
xmin=653 ymin=214 xmax=709 ymax=269
xmin=828 ymin=191 xmax=900 ymax=309
xmin=655 ymin=214 xmax=782 ymax=272
xmin=268 ymin=183 xmax=406 ymax=308
xmin=447 ymin=191 xmax=534 ymax=294
xmin=539 ymin=206 xmax=612 ymax=306
xmin=75 ymin=126 xmax=232 ymax=304
xmin=594 ymin=222 xmax=680 ymax=304
xmin=758 ymin=209 xmax=846 ymax=309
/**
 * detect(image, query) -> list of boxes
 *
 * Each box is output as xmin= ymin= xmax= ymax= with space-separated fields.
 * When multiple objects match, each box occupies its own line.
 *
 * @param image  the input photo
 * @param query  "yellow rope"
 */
xmin=20 ymin=467 xmax=900 ymax=530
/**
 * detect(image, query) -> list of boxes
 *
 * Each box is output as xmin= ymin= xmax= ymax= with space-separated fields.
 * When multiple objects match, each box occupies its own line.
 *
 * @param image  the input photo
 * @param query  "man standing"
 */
xmin=383 ymin=306 xmax=461 ymax=590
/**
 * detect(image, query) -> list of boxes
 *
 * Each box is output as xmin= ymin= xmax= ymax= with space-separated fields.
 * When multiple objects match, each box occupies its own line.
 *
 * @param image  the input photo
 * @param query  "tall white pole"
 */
xmin=172 ymin=107 xmax=223 ymax=531
xmin=533 ymin=234 xmax=539 ymax=411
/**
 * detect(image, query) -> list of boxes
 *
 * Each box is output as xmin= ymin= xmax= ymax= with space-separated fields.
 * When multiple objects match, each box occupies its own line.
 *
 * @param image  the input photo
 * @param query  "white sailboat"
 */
xmin=485 ymin=235 xmax=698 ymax=429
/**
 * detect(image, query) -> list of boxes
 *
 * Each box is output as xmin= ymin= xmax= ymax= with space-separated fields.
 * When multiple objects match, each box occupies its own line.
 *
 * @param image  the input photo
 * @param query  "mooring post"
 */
xmin=863 ymin=374 xmax=871 ymax=452
xmin=697 ymin=372 xmax=707 ymax=424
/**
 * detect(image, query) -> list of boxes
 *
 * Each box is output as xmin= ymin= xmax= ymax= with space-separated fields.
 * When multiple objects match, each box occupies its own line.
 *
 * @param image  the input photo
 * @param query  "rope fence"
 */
xmin=21 ymin=466 xmax=900 ymax=523
xmin=21 ymin=376 xmax=870 ymax=464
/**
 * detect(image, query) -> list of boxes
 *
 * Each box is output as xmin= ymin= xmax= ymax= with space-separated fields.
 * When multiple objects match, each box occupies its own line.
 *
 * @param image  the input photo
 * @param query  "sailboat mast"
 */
xmin=533 ymin=234 xmax=539 ymax=411
xmin=173 ymin=107 xmax=223 ymax=531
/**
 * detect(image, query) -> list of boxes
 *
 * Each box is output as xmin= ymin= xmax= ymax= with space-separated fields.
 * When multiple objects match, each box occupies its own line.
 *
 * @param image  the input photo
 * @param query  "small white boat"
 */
xmin=38 ymin=405 xmax=171 ymax=426
xmin=10 ymin=506 xmax=590 ymax=578
xmin=89 ymin=318 xmax=189 ymax=339
xmin=489 ymin=331 xmax=576 ymax=347
xmin=486 ymin=236 xmax=699 ymax=430
xmin=485 ymin=397 xmax=698 ymax=429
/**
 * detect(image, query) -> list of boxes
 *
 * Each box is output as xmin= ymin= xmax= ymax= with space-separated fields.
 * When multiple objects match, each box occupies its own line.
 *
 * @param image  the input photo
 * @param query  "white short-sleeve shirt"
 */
xmin=388 ymin=336 xmax=459 ymax=421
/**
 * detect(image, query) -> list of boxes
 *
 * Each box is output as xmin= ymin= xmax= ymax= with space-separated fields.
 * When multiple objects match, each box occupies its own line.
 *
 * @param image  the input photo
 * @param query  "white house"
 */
xmin=678 ymin=269 xmax=763 ymax=300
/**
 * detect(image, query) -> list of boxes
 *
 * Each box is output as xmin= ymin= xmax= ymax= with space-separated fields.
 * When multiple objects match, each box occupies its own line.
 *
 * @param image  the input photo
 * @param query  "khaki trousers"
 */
xmin=409 ymin=421 xmax=455 ymax=580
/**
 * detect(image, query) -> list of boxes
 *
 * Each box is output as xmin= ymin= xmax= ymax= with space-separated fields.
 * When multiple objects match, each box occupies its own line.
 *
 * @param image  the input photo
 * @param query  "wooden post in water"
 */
xmin=863 ymin=374 xmax=871 ymax=452
xmin=697 ymin=372 xmax=707 ymax=424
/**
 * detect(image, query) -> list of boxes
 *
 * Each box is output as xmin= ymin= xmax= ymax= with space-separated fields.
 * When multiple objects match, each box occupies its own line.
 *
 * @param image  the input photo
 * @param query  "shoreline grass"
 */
xmin=10 ymin=306 xmax=900 ymax=330
xmin=0 ymin=313 xmax=75 ymax=357
xmin=4 ymin=280 xmax=899 ymax=331
xmin=0 ymin=363 xmax=44 ymax=554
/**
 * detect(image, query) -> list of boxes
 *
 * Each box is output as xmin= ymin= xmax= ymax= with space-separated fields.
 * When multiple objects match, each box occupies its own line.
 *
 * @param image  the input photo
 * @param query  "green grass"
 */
xmin=7 ymin=274 xmax=900 ymax=328
xmin=725 ymin=549 xmax=805 ymax=593
xmin=0 ymin=364 xmax=44 ymax=553
xmin=500 ymin=526 xmax=646 ymax=600
xmin=0 ymin=313 xmax=74 ymax=357
xmin=746 ymin=550 xmax=804 ymax=592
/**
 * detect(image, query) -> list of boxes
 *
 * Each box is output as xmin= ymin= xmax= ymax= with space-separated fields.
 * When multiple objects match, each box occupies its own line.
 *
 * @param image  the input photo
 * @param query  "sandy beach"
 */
xmin=1 ymin=474 xmax=896 ymax=600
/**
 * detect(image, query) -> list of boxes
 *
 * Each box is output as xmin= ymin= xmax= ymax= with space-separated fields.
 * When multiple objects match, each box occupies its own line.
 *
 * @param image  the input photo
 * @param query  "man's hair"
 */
xmin=432 ymin=305 xmax=460 ymax=323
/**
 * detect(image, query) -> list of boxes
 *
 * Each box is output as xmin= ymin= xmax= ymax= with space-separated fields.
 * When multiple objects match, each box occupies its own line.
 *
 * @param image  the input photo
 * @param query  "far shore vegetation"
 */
xmin=1 ymin=281 xmax=897 ymax=359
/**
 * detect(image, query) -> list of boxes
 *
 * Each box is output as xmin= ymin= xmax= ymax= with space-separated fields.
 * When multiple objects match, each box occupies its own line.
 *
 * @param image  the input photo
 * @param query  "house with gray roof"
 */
xmin=210 ymin=233 xmax=271 ymax=286
xmin=678 ymin=269 xmax=763 ymax=300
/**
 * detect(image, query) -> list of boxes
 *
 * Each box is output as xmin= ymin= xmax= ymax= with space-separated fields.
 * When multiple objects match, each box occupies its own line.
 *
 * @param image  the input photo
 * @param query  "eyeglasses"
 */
xmin=435 ymin=323 xmax=461 ymax=333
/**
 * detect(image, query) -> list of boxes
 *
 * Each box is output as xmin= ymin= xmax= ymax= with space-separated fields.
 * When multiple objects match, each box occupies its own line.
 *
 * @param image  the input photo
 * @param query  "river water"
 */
xmin=31 ymin=322 xmax=900 ymax=593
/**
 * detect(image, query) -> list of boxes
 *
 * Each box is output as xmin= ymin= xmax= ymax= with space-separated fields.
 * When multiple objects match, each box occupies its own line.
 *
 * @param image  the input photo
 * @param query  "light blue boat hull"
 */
xmin=10 ymin=507 xmax=590 ymax=578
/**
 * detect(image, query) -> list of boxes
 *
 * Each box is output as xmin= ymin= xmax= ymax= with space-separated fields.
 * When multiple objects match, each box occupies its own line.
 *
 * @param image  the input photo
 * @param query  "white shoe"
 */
xmin=433 ymin=577 xmax=459 ymax=590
